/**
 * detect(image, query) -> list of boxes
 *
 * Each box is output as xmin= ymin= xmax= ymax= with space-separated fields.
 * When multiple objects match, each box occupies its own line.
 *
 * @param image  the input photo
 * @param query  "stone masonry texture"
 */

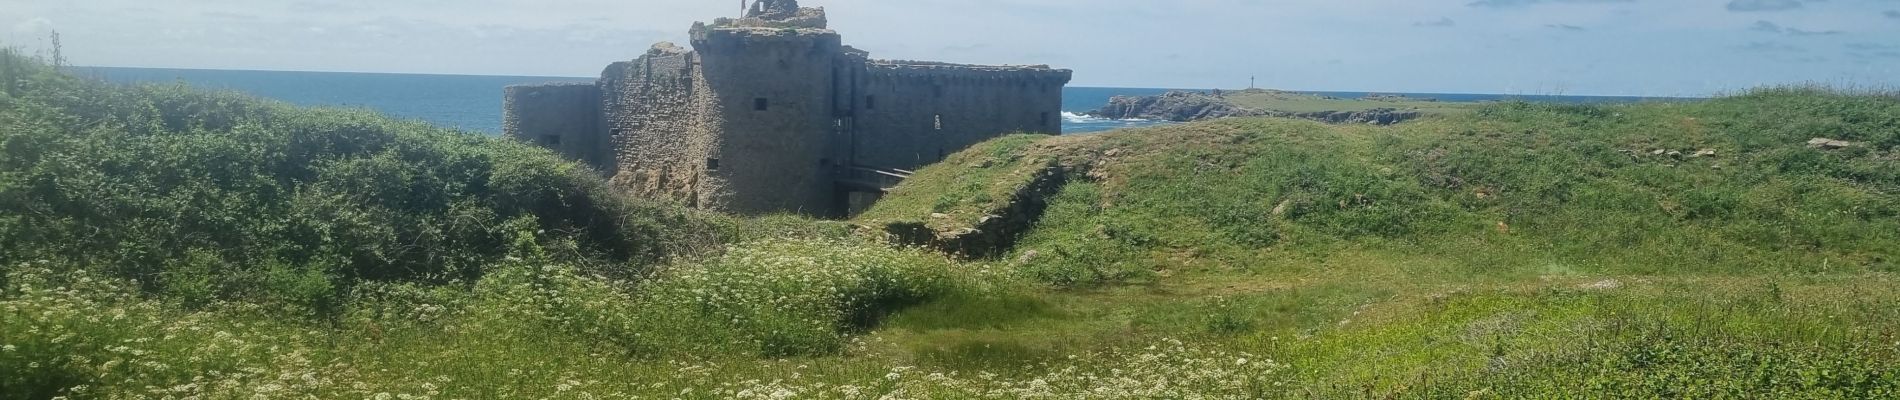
xmin=503 ymin=2 xmax=1072 ymax=217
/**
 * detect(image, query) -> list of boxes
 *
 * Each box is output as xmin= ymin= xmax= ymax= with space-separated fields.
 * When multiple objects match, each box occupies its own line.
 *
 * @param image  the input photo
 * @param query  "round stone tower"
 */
xmin=688 ymin=21 xmax=845 ymax=215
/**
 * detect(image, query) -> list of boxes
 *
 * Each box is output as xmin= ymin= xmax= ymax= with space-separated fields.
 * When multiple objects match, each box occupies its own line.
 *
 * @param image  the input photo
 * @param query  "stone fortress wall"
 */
xmin=597 ymin=44 xmax=710 ymax=208
xmin=501 ymin=83 xmax=604 ymax=167
xmin=504 ymin=0 xmax=1072 ymax=216
xmin=850 ymin=61 xmax=1068 ymax=169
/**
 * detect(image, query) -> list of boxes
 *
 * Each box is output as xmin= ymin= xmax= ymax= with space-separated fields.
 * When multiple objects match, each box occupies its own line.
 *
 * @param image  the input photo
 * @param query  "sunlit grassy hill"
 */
xmin=868 ymin=88 xmax=1899 ymax=280
xmin=856 ymin=86 xmax=1900 ymax=396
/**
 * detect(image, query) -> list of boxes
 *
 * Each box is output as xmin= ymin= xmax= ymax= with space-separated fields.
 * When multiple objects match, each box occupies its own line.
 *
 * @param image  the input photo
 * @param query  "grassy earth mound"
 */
xmin=858 ymin=87 xmax=1900 ymax=397
xmin=0 ymin=49 xmax=728 ymax=314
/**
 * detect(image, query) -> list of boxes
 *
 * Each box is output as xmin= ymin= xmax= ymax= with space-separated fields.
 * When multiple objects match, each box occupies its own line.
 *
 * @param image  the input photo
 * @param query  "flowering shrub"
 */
xmin=2 ymin=250 xmax=1286 ymax=399
xmin=640 ymin=238 xmax=978 ymax=356
xmin=474 ymin=238 xmax=1001 ymax=357
xmin=671 ymin=338 xmax=1284 ymax=399
xmin=0 ymin=264 xmax=341 ymax=399
xmin=875 ymin=338 xmax=1283 ymax=399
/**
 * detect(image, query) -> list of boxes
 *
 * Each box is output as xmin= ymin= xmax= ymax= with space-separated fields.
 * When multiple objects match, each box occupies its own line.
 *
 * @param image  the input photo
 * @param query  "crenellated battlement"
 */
xmin=502 ymin=0 xmax=1071 ymax=217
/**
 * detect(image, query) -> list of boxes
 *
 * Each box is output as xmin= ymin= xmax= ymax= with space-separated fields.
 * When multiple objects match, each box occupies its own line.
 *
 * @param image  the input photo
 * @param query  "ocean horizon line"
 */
xmin=73 ymin=66 xmax=1705 ymax=99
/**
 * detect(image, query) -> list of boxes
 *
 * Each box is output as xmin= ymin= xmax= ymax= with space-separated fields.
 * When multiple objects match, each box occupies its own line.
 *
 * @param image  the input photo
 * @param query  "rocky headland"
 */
xmin=1086 ymin=89 xmax=1430 ymax=125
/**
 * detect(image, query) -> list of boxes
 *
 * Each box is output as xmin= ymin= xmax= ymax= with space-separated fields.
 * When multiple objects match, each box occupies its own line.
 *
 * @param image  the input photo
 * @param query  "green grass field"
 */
xmin=5 ymin=48 xmax=1900 ymax=398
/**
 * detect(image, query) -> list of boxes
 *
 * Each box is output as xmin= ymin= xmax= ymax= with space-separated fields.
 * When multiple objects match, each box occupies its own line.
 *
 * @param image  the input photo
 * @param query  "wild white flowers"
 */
xmin=0 ymin=244 xmax=1289 ymax=399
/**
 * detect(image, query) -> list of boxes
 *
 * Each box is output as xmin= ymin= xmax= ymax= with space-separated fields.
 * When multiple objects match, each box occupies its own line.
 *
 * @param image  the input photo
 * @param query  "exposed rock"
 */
xmin=1808 ymin=138 xmax=1861 ymax=150
xmin=647 ymin=42 xmax=688 ymax=57
xmin=1693 ymin=149 xmax=1717 ymax=158
xmin=885 ymin=164 xmax=1073 ymax=259
xmin=1085 ymin=90 xmax=1422 ymax=125
xmin=1579 ymin=279 xmax=1623 ymax=291
xmin=1363 ymin=93 xmax=1437 ymax=102
xmin=1295 ymin=108 xmax=1422 ymax=125
xmin=1088 ymin=91 xmax=1263 ymax=122
xmin=1017 ymin=250 xmax=1040 ymax=264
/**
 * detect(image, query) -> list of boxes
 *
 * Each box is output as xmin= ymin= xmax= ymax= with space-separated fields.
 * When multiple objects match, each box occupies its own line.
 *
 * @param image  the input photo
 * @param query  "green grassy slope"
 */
xmin=859 ymin=88 xmax=1900 ymax=397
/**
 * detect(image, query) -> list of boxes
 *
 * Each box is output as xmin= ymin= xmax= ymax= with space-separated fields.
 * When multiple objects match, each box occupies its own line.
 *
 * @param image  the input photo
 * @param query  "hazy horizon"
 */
xmin=7 ymin=0 xmax=1900 ymax=96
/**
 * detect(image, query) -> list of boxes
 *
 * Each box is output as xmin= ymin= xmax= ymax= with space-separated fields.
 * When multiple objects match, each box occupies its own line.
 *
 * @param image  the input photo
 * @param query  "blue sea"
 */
xmin=76 ymin=67 xmax=1685 ymax=135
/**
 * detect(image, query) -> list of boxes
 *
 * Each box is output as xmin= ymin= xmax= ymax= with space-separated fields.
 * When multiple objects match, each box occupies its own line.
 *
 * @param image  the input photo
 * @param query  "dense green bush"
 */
xmin=0 ymin=50 xmax=721 ymax=314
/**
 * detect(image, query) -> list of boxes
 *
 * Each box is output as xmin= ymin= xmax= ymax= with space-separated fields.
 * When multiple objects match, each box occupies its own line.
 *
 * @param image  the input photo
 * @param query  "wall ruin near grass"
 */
xmin=504 ymin=0 xmax=1072 ymax=217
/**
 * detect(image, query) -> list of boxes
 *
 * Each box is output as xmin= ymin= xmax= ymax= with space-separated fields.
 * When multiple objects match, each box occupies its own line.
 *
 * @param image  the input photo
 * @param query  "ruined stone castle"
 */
xmin=503 ymin=0 xmax=1073 ymax=216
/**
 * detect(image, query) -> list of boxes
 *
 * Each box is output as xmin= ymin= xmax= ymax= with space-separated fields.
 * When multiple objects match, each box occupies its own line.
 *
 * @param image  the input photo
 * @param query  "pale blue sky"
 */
xmin=3 ymin=0 xmax=1898 ymax=96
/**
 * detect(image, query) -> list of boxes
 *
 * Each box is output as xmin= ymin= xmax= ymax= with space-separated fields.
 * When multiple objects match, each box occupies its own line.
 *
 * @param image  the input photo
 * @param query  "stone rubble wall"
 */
xmin=883 ymin=162 xmax=1075 ymax=259
xmin=598 ymin=44 xmax=717 ymax=207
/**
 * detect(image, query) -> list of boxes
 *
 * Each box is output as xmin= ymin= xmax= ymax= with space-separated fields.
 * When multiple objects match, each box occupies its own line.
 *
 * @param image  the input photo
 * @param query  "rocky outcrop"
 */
xmin=1086 ymin=90 xmax=1424 ymax=125
xmin=1808 ymin=138 xmax=1862 ymax=150
xmin=1089 ymin=91 xmax=1266 ymax=122
xmin=1293 ymin=108 xmax=1422 ymax=125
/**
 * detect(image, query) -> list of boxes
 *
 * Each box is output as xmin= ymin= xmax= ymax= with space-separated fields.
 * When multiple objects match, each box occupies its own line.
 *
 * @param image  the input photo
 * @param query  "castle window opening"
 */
xmin=706 ymin=158 xmax=720 ymax=171
xmin=865 ymin=95 xmax=876 ymax=110
xmin=754 ymin=98 xmax=769 ymax=111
